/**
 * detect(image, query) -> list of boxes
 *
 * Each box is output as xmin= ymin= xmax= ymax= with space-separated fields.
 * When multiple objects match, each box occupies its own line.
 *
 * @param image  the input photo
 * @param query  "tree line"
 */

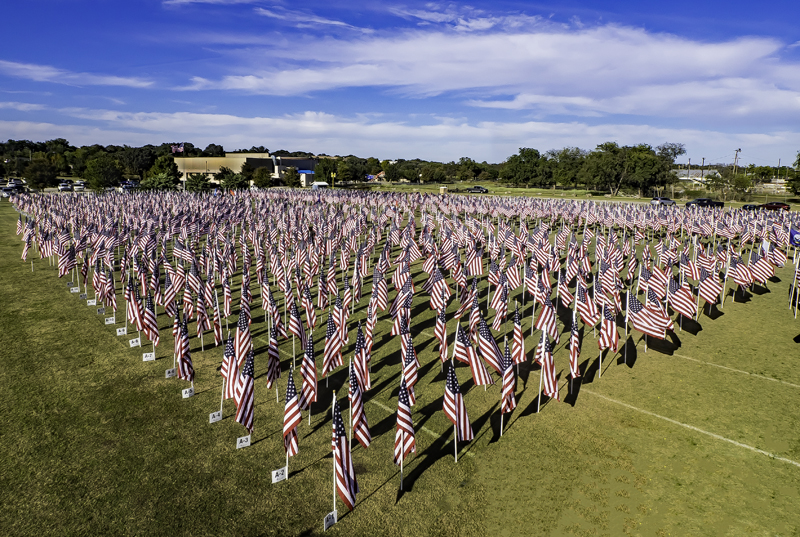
xmin=2 ymin=138 xmax=798 ymax=196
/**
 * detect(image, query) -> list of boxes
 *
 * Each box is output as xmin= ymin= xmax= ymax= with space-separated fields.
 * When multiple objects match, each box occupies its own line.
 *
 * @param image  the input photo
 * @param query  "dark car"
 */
xmin=685 ymin=198 xmax=723 ymax=208
xmin=760 ymin=201 xmax=790 ymax=211
xmin=741 ymin=204 xmax=759 ymax=211
xmin=651 ymin=196 xmax=676 ymax=206
xmin=465 ymin=186 xmax=489 ymax=194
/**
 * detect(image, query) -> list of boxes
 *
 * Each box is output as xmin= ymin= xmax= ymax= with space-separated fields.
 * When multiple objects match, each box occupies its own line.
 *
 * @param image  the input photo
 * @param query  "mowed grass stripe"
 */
xmin=584 ymin=389 xmax=800 ymax=468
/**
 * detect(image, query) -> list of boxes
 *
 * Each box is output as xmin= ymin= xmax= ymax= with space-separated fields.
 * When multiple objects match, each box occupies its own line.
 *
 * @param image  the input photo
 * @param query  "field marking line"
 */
xmin=583 ymin=389 xmax=800 ymax=469
xmin=671 ymin=353 xmax=800 ymax=389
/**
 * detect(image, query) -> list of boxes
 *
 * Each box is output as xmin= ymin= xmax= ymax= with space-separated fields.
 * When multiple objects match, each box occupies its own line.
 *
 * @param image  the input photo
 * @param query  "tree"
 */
xmin=284 ymin=167 xmax=300 ymax=188
xmin=221 ymin=173 xmax=249 ymax=191
xmin=240 ymin=161 xmax=255 ymax=182
xmin=24 ymin=158 xmax=58 ymax=190
xmin=656 ymin=143 xmax=686 ymax=164
xmin=185 ymin=173 xmax=211 ymax=192
xmin=147 ymin=155 xmax=180 ymax=182
xmin=140 ymin=172 xmax=179 ymax=191
xmin=547 ymin=147 xmax=587 ymax=188
xmin=381 ymin=161 xmax=400 ymax=182
xmin=315 ymin=158 xmax=337 ymax=183
xmin=120 ymin=146 xmax=157 ymax=178
xmin=421 ymin=164 xmax=446 ymax=183
xmin=203 ymin=144 xmax=225 ymax=157
xmin=252 ymin=167 xmax=272 ymax=189
xmin=499 ymin=148 xmax=545 ymax=186
xmin=84 ymin=154 xmax=123 ymax=191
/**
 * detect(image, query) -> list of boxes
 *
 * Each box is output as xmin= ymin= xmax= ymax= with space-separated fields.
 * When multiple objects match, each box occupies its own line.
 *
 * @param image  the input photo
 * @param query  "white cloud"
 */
xmin=0 ymin=101 xmax=45 ymax=111
xmin=254 ymin=7 xmax=372 ymax=33
xmin=40 ymin=107 xmax=798 ymax=165
xmin=176 ymin=23 xmax=800 ymax=122
xmin=0 ymin=60 xmax=153 ymax=88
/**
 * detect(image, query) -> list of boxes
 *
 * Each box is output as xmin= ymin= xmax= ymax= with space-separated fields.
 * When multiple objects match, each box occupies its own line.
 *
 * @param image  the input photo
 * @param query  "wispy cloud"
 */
xmin=0 ymin=60 xmax=153 ymax=88
xmin=176 ymin=23 xmax=800 ymax=124
xmin=0 ymin=101 xmax=45 ymax=111
xmin=254 ymin=7 xmax=373 ymax=33
xmin=163 ymin=0 xmax=258 ymax=5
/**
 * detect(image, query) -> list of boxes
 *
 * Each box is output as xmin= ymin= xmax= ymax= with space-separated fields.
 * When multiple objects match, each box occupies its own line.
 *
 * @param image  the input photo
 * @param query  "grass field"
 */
xmin=2 ymin=198 xmax=800 ymax=536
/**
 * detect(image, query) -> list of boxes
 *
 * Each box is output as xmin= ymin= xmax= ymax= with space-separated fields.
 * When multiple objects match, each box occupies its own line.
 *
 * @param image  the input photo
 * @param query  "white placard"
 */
xmin=236 ymin=435 xmax=251 ymax=449
xmin=96 ymin=307 xmax=105 ymax=315
xmin=165 ymin=368 xmax=176 ymax=379
xmin=142 ymin=352 xmax=155 ymax=362
xmin=70 ymin=287 xmax=80 ymax=293
xmin=105 ymin=317 xmax=116 ymax=325
xmin=87 ymin=299 xmax=96 ymax=306
xmin=182 ymin=387 xmax=194 ymax=398
xmin=209 ymin=411 xmax=222 ymax=424
xmin=79 ymin=293 xmax=87 ymax=300
xmin=271 ymin=466 xmax=287 ymax=484
xmin=116 ymin=327 xmax=127 ymax=336
xmin=323 ymin=511 xmax=337 ymax=531
xmin=128 ymin=337 xmax=140 ymax=348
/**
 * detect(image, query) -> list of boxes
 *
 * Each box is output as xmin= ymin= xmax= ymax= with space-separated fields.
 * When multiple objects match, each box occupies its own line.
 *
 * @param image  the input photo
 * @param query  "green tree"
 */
xmin=24 ymin=158 xmax=58 ymax=190
xmin=240 ymin=161 xmax=255 ymax=182
xmin=315 ymin=158 xmax=337 ymax=183
xmin=547 ymin=147 xmax=587 ymax=188
xmin=421 ymin=164 xmax=446 ymax=183
xmin=221 ymin=173 xmax=249 ymax=190
xmin=252 ymin=167 xmax=272 ymax=189
xmin=284 ymin=167 xmax=300 ymax=188
xmin=84 ymin=154 xmax=123 ymax=192
xmin=147 ymin=155 xmax=180 ymax=181
xmin=203 ymin=144 xmax=225 ymax=157
xmin=140 ymin=172 xmax=179 ymax=191
xmin=185 ymin=173 xmax=211 ymax=192
xmin=381 ymin=161 xmax=400 ymax=182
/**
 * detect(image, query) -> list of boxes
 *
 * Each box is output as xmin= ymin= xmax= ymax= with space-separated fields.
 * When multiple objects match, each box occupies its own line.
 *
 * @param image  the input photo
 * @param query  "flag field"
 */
xmin=1 ymin=198 xmax=799 ymax=536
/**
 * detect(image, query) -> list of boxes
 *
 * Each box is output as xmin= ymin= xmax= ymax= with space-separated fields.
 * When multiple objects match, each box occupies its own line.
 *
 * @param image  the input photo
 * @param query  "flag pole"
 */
xmin=331 ymin=392 xmax=337 ymax=513
xmin=400 ymin=431 xmax=405 ymax=491
xmin=537 ymin=334 xmax=544 ymax=413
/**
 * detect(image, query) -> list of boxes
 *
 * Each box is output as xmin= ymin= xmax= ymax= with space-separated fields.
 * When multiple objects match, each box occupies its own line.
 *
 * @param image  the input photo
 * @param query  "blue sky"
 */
xmin=1 ymin=0 xmax=799 ymax=166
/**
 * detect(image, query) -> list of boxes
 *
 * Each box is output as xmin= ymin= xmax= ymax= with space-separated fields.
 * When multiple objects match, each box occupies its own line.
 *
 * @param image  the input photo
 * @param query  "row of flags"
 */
xmin=10 ymin=188 xmax=800 ymax=514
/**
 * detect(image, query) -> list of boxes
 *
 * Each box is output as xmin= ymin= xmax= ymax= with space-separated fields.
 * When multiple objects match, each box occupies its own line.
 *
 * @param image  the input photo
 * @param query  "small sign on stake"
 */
xmin=116 ymin=327 xmax=127 ymax=336
xmin=142 ymin=352 xmax=155 ymax=362
xmin=128 ymin=337 xmax=140 ymax=348
xmin=67 ymin=281 xmax=74 ymax=287
xmin=271 ymin=466 xmax=287 ymax=484
xmin=70 ymin=287 xmax=80 ymax=293
xmin=182 ymin=387 xmax=194 ymax=398
xmin=79 ymin=293 xmax=87 ymax=300
xmin=97 ymin=307 xmax=105 ymax=315
xmin=209 ymin=411 xmax=222 ymax=424
xmin=164 ymin=368 xmax=176 ymax=379
xmin=323 ymin=511 xmax=338 ymax=531
xmin=87 ymin=299 xmax=96 ymax=306
xmin=105 ymin=317 xmax=116 ymax=325
xmin=236 ymin=435 xmax=251 ymax=449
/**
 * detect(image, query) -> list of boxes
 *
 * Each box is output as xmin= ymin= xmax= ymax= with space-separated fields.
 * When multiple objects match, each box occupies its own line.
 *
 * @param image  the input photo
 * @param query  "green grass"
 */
xmin=2 ymin=198 xmax=800 ymax=536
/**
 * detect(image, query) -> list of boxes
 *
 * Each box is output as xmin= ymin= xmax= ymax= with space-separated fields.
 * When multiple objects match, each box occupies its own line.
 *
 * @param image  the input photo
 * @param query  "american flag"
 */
xmin=234 ymin=307 xmax=252 ymax=366
xmin=443 ymin=363 xmax=474 ymax=442
xmin=537 ymin=332 xmax=559 ymax=402
xmin=476 ymin=317 xmax=503 ymax=374
xmin=283 ymin=370 xmax=301 ymax=457
xmin=353 ymin=321 xmax=370 ymax=391
xmin=142 ymin=293 xmax=160 ymax=346
xmin=698 ymin=267 xmax=722 ymax=305
xmin=597 ymin=304 xmax=618 ymax=353
xmin=568 ymin=315 xmax=581 ymax=379
xmin=301 ymin=286 xmax=317 ymax=329
xmin=176 ymin=316 xmax=195 ymax=382
xmin=535 ymin=296 xmax=560 ymax=343
xmin=501 ymin=341 xmax=516 ymax=414
xmin=627 ymin=293 xmax=665 ymax=339
xmin=298 ymin=333 xmax=317 ymax=410
xmin=455 ymin=323 xmax=493 ymax=386
xmin=349 ymin=363 xmax=371 ymax=448
xmin=576 ymin=282 xmax=599 ymax=326
xmin=265 ymin=326 xmax=281 ymax=389
xmin=127 ymin=277 xmax=144 ymax=331
xmin=287 ymin=298 xmax=307 ymax=348
xmin=394 ymin=380 xmax=416 ymax=465
xmin=748 ymin=250 xmax=773 ymax=284
xmin=402 ymin=338 xmax=418 ymax=405
xmin=322 ymin=313 xmax=343 ymax=377
xmin=371 ymin=268 xmax=388 ymax=311
xmin=511 ymin=303 xmax=526 ymax=364
xmin=234 ymin=350 xmax=255 ymax=433
xmin=668 ymin=278 xmax=697 ymax=318
xmin=332 ymin=397 xmax=359 ymax=510
xmin=435 ymin=304 xmax=448 ymax=363
xmin=221 ymin=334 xmax=239 ymax=400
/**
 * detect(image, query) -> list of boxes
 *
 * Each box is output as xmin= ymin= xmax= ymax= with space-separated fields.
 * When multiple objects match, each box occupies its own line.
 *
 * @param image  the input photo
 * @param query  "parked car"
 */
xmin=760 ymin=201 xmax=790 ymax=211
xmin=741 ymin=204 xmax=759 ymax=211
xmin=465 ymin=185 xmax=489 ymax=194
xmin=685 ymin=198 xmax=723 ymax=208
xmin=57 ymin=182 xmax=73 ymax=192
xmin=73 ymin=184 xmax=85 ymax=192
xmin=651 ymin=196 xmax=676 ymax=206
xmin=1 ymin=187 xmax=16 ymax=198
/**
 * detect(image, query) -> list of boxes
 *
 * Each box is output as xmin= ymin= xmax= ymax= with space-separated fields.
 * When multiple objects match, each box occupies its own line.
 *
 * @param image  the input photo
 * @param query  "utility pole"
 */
xmin=733 ymin=148 xmax=741 ymax=176
xmin=700 ymin=157 xmax=705 ymax=182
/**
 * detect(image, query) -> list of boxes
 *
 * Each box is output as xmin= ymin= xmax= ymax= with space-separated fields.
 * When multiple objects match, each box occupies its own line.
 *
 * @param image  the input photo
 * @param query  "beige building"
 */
xmin=174 ymin=153 xmax=317 ymax=184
